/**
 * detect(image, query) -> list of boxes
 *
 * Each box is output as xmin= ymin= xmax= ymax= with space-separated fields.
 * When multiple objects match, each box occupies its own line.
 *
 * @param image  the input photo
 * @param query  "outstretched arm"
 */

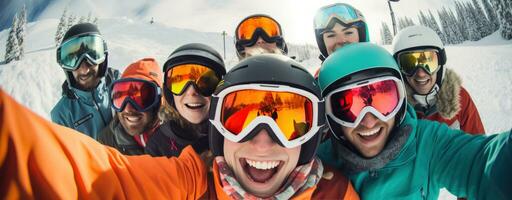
xmin=425 ymin=121 xmax=511 ymax=199
xmin=0 ymin=89 xmax=207 ymax=199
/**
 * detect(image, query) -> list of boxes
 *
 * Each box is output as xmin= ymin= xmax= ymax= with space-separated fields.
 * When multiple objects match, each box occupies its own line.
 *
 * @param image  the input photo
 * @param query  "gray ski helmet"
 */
xmin=59 ymin=23 xmax=109 ymax=86
xmin=209 ymin=54 xmax=324 ymax=165
xmin=162 ymin=43 xmax=226 ymax=107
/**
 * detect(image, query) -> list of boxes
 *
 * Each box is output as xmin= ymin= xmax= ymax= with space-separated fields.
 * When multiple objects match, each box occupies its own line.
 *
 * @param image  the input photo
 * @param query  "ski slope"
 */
xmin=0 ymin=18 xmax=511 ymax=200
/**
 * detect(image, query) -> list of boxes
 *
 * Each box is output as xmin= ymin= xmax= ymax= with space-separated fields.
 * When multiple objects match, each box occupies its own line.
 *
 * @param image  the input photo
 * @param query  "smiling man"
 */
xmin=51 ymin=23 xmax=119 ymax=139
xmin=98 ymin=58 xmax=163 ymax=155
xmin=317 ymin=43 xmax=512 ymax=199
xmin=0 ymin=54 xmax=359 ymax=199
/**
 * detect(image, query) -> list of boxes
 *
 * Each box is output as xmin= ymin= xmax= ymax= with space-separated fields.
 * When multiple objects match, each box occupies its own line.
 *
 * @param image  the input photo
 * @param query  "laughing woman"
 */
xmin=145 ymin=43 xmax=226 ymax=157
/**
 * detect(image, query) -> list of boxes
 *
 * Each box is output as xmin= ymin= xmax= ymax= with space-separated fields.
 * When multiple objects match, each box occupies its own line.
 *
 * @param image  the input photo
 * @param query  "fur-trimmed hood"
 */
xmin=406 ymin=68 xmax=461 ymax=119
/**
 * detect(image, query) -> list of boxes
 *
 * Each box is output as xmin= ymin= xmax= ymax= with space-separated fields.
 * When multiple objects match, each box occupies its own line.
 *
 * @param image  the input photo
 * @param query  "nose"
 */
xmin=76 ymin=61 xmax=93 ymax=74
xmin=414 ymin=67 xmax=429 ymax=77
xmin=250 ymin=129 xmax=276 ymax=152
xmin=255 ymin=37 xmax=266 ymax=45
xmin=358 ymin=113 xmax=379 ymax=128
xmin=183 ymin=83 xmax=200 ymax=96
xmin=123 ymin=102 xmax=137 ymax=113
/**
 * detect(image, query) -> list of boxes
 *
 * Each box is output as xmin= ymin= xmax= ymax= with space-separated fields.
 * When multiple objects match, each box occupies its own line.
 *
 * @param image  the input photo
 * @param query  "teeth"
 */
xmin=246 ymin=159 xmax=280 ymax=170
xmin=359 ymin=129 xmax=379 ymax=136
xmin=126 ymin=116 xmax=141 ymax=122
xmin=186 ymin=103 xmax=203 ymax=108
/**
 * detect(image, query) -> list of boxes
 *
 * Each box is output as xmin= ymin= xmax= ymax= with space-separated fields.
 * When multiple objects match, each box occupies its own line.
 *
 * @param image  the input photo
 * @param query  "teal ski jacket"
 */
xmin=51 ymin=69 xmax=119 ymax=139
xmin=317 ymin=104 xmax=511 ymax=199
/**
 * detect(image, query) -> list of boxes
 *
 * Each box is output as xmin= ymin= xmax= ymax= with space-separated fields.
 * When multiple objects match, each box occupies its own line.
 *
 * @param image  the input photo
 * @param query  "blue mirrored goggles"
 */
xmin=57 ymin=34 xmax=107 ymax=71
xmin=314 ymin=3 xmax=363 ymax=30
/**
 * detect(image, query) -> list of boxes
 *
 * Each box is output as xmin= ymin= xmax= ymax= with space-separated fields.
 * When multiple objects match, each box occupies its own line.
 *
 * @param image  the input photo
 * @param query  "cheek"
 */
xmin=223 ymin=139 xmax=240 ymax=167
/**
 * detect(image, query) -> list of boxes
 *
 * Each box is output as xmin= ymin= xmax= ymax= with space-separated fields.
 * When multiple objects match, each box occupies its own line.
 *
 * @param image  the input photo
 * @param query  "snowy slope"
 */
xmin=0 ymin=18 xmax=511 ymax=200
xmin=0 ymin=18 xmax=238 ymax=118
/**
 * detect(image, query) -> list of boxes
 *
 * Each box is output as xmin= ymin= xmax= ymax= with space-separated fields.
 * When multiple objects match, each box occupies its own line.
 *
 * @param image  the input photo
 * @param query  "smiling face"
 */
xmin=223 ymin=129 xmax=300 ymax=197
xmin=322 ymin=23 xmax=360 ymax=56
xmin=117 ymin=103 xmax=156 ymax=136
xmin=72 ymin=60 xmax=101 ymax=90
xmin=173 ymin=85 xmax=211 ymax=124
xmin=405 ymin=68 xmax=437 ymax=95
xmin=340 ymin=113 xmax=395 ymax=158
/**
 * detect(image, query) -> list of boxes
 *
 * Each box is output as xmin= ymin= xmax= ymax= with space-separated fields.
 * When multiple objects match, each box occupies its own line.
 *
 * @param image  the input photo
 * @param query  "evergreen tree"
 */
xmin=78 ymin=16 xmax=86 ymax=24
xmin=447 ymin=8 xmax=464 ymax=44
xmin=472 ymin=0 xmax=491 ymax=37
xmin=16 ymin=4 xmax=27 ymax=60
xmin=92 ymin=17 xmax=99 ymax=25
xmin=482 ymin=0 xmax=500 ymax=32
xmin=381 ymin=22 xmax=393 ymax=45
xmin=454 ymin=1 xmax=469 ymax=41
xmin=464 ymin=2 xmax=480 ymax=41
xmin=5 ymin=15 xmax=20 ymax=63
xmin=428 ymin=10 xmax=446 ymax=43
xmin=438 ymin=8 xmax=453 ymax=44
xmin=492 ymin=0 xmax=512 ymax=39
xmin=67 ymin=14 xmax=76 ymax=30
xmin=418 ymin=11 xmax=429 ymax=27
xmin=55 ymin=9 xmax=68 ymax=46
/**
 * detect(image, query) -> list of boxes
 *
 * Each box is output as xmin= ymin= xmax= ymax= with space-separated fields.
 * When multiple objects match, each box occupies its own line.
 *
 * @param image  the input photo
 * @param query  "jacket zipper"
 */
xmin=91 ymin=90 xmax=107 ymax=126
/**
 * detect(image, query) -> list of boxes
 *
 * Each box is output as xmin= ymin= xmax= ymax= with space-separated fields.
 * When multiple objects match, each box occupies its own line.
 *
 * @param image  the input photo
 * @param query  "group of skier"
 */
xmin=1 ymin=2 xmax=510 ymax=200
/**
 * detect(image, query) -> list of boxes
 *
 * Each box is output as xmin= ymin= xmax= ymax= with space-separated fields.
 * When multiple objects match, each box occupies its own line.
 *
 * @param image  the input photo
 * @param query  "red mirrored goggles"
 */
xmin=110 ymin=78 xmax=162 ymax=112
xmin=325 ymin=76 xmax=405 ymax=128
xmin=210 ymin=84 xmax=323 ymax=148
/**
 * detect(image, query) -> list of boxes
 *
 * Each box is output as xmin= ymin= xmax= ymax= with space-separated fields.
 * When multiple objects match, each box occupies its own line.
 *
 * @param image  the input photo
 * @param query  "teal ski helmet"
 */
xmin=318 ymin=43 xmax=407 ymax=132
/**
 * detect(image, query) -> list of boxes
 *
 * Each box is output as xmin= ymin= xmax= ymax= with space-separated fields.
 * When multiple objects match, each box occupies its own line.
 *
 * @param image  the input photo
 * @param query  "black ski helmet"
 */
xmin=234 ymin=14 xmax=289 ymax=59
xmin=162 ymin=43 xmax=226 ymax=107
xmin=209 ymin=54 xmax=324 ymax=165
xmin=59 ymin=23 xmax=109 ymax=87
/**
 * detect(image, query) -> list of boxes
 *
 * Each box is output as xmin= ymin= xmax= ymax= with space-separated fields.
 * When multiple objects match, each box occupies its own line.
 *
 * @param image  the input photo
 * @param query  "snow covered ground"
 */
xmin=0 ymin=18 xmax=511 ymax=199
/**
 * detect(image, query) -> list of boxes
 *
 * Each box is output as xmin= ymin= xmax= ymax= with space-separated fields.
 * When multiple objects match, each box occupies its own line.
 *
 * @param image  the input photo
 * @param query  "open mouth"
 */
xmin=79 ymin=74 xmax=93 ymax=81
xmin=240 ymin=158 xmax=283 ymax=183
xmin=123 ymin=113 xmax=143 ymax=123
xmin=357 ymin=127 xmax=382 ymax=143
xmin=414 ymin=78 xmax=430 ymax=86
xmin=185 ymin=103 xmax=205 ymax=110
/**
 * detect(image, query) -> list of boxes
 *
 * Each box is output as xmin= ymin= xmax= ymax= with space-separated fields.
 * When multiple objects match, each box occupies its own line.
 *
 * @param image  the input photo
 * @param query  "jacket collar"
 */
xmin=406 ymin=68 xmax=461 ymax=119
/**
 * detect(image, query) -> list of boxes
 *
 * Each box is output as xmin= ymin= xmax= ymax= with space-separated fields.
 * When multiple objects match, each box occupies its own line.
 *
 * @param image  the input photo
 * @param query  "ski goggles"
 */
xmin=314 ymin=3 xmax=363 ymax=30
xmin=210 ymin=84 xmax=323 ymax=148
xmin=110 ymin=78 xmax=162 ymax=112
xmin=236 ymin=15 xmax=283 ymax=45
xmin=57 ymin=34 xmax=107 ymax=71
xmin=397 ymin=49 xmax=440 ymax=76
xmin=325 ymin=76 xmax=405 ymax=129
xmin=165 ymin=63 xmax=221 ymax=97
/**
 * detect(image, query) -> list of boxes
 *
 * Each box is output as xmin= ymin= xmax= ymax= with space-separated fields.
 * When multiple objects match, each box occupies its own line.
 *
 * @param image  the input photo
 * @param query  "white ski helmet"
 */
xmin=391 ymin=25 xmax=447 ymax=90
xmin=392 ymin=25 xmax=446 ymax=65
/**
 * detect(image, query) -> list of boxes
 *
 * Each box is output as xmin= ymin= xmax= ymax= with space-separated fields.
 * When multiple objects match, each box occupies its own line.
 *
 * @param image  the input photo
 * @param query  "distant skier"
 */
xmin=234 ymin=14 xmax=288 ymax=59
xmin=51 ymin=23 xmax=120 ymax=139
xmin=98 ymin=58 xmax=163 ymax=155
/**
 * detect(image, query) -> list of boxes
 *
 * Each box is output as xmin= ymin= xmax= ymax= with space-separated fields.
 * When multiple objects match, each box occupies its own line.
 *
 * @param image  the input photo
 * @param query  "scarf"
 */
xmin=215 ymin=156 xmax=323 ymax=200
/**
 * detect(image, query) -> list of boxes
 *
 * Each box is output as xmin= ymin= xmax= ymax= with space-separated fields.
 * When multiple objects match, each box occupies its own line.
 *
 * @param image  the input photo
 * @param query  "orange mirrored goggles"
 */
xmin=397 ymin=49 xmax=440 ymax=76
xmin=166 ymin=64 xmax=221 ymax=96
xmin=210 ymin=84 xmax=323 ymax=148
xmin=236 ymin=15 xmax=282 ymax=41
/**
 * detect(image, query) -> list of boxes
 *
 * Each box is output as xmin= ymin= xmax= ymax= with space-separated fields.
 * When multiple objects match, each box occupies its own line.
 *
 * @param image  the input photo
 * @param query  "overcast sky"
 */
xmin=146 ymin=0 xmax=462 ymax=45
